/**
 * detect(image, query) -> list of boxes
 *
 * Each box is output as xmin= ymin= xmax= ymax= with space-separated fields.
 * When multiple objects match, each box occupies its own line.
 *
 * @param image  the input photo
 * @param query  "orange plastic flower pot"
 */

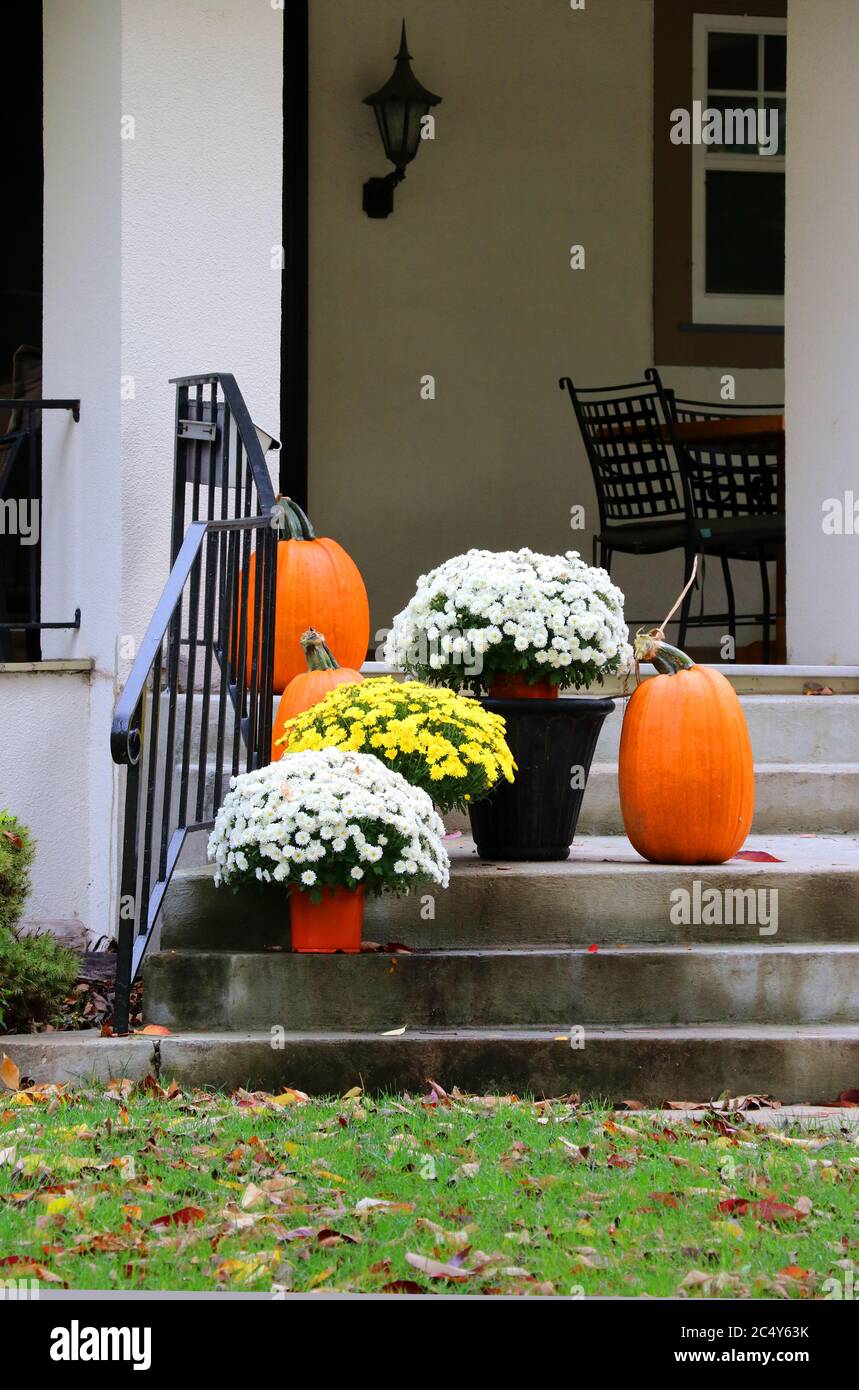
xmin=290 ymin=884 xmax=365 ymax=953
xmin=487 ymin=673 xmax=559 ymax=700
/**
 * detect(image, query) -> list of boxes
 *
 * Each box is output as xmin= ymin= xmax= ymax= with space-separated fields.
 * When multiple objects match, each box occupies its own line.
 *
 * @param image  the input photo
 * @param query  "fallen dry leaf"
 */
xmin=406 ymin=1252 xmax=472 ymax=1281
xmin=0 ymin=1055 xmax=21 ymax=1092
xmin=150 ymin=1205 xmax=206 ymax=1228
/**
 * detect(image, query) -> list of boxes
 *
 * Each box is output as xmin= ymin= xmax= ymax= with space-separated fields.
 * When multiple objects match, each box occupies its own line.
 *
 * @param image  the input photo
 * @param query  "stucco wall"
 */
xmin=120 ymin=0 xmax=283 ymax=647
xmin=40 ymin=0 xmax=122 ymax=935
xmin=34 ymin=0 xmax=283 ymax=934
xmin=307 ymin=0 xmax=784 ymax=643
xmin=0 ymin=671 xmax=92 ymax=924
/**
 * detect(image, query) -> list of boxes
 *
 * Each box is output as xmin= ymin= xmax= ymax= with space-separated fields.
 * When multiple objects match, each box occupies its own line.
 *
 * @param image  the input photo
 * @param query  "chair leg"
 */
xmin=720 ymin=557 xmax=736 ymax=650
xmin=759 ymin=556 xmax=771 ymax=663
xmin=677 ymin=549 xmax=696 ymax=650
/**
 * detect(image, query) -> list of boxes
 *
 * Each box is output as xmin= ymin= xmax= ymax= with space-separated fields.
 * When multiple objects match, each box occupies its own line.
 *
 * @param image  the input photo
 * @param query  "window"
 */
xmin=691 ymin=15 xmax=786 ymax=325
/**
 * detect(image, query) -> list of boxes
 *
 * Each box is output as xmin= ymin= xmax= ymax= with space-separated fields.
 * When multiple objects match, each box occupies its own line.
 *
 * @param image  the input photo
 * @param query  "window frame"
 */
xmin=691 ymin=12 xmax=787 ymax=326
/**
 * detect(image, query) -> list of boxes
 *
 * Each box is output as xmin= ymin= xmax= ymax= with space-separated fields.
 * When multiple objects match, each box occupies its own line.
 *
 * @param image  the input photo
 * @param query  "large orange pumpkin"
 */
xmin=239 ymin=497 xmax=369 ymax=693
xmin=271 ymin=628 xmax=363 ymax=760
xmin=618 ymin=631 xmax=754 ymax=864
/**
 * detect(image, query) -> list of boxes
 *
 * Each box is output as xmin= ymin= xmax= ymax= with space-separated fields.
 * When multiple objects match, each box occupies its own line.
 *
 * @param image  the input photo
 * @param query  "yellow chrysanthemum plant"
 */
xmin=274 ymin=676 xmax=516 ymax=814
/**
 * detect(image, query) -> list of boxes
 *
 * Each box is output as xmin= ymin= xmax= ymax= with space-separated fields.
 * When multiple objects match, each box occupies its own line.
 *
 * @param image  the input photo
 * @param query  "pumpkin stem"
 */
xmin=300 ymin=628 xmax=339 ymax=672
xmin=273 ymin=495 xmax=316 ymax=540
xmin=633 ymin=627 xmax=695 ymax=674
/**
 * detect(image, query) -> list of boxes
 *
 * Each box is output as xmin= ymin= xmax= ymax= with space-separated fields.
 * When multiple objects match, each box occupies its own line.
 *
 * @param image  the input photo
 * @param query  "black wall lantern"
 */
xmin=363 ymin=21 xmax=441 ymax=218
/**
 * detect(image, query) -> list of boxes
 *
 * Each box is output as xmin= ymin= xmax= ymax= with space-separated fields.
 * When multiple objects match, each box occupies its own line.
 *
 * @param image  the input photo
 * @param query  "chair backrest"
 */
xmin=559 ymin=370 xmax=683 ymax=529
xmin=665 ymin=393 xmax=782 ymax=520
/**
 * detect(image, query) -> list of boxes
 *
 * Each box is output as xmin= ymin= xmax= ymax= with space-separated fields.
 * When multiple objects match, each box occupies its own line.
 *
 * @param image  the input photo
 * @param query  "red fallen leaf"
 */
xmin=100 ymin=1023 xmax=115 ymax=1038
xmin=150 ymin=1206 xmax=206 ymax=1228
xmin=607 ymin=1153 xmax=633 ymax=1169
xmin=717 ymin=1198 xmax=802 ymax=1222
xmin=839 ymin=1089 xmax=859 ymax=1104
xmin=698 ymin=1114 xmax=740 ymax=1138
xmin=779 ymin=1265 xmax=810 ymax=1279
xmin=616 ymin=1099 xmax=645 ymax=1111
xmin=134 ymin=1025 xmax=170 ymax=1036
xmin=316 ymin=1228 xmax=358 ymax=1247
xmin=733 ymin=850 xmax=784 ymax=863
xmin=381 ymin=1280 xmax=425 ymax=1294
xmin=586 ymin=943 xmax=599 ymax=954
xmin=1 ymin=831 xmax=24 ymax=849
xmin=649 ymin=1191 xmax=680 ymax=1208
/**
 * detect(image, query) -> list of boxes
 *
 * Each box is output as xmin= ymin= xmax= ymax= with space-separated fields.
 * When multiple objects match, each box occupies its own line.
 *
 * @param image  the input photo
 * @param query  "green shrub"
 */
xmin=0 ymin=811 xmax=35 ymax=933
xmin=0 ymin=928 xmax=79 ymax=1032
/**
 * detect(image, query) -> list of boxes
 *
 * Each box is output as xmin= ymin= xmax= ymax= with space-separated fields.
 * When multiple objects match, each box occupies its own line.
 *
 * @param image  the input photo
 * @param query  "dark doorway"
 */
xmin=280 ymin=0 xmax=309 ymax=509
xmin=0 ymin=1 xmax=43 ymax=659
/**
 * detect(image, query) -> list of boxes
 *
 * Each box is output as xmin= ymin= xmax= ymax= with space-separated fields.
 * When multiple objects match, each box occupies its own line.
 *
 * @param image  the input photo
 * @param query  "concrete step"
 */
xmin=144 ymin=942 xmax=859 ymax=1032
xmin=161 ymin=834 xmax=859 ymax=949
xmin=151 ymin=1024 xmax=859 ymax=1103
xmin=181 ymin=759 xmax=859 ymax=840
xmin=444 ymin=763 xmax=859 ymax=836
xmin=170 ymin=690 xmax=859 ymax=768
xmin=595 ymin=694 xmax=859 ymax=765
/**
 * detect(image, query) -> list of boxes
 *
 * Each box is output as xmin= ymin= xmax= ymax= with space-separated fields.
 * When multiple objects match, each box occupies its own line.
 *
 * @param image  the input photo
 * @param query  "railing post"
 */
xmin=114 ymin=735 xmax=142 ymax=1035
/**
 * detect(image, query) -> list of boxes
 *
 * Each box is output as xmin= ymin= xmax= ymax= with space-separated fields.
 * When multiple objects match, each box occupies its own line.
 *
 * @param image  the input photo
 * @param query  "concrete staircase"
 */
xmin=144 ymin=689 xmax=859 ymax=1100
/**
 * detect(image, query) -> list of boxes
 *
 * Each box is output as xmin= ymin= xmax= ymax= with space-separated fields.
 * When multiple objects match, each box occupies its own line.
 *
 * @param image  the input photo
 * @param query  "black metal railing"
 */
xmin=0 ymin=397 xmax=81 ymax=659
xmin=110 ymin=374 xmax=279 ymax=1032
xmin=168 ymin=372 xmax=278 ymax=564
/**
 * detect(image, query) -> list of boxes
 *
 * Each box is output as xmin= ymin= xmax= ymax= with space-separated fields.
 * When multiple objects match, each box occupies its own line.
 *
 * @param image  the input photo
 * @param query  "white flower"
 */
xmin=208 ymin=747 xmax=449 ymax=897
xmin=384 ymin=547 xmax=632 ymax=688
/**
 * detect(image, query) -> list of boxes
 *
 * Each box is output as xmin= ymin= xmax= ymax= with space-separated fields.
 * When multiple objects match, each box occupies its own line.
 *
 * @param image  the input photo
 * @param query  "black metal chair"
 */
xmin=657 ymin=381 xmax=785 ymax=661
xmin=558 ymin=373 xmax=691 ymax=591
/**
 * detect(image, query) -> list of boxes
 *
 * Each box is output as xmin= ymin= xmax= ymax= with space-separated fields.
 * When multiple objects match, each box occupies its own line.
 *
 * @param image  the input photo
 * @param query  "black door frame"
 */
xmin=281 ymin=0 xmax=309 ymax=508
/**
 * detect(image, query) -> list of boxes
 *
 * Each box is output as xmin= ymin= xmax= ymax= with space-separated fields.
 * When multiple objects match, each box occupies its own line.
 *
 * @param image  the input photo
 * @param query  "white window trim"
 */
xmin=691 ymin=13 xmax=786 ymax=326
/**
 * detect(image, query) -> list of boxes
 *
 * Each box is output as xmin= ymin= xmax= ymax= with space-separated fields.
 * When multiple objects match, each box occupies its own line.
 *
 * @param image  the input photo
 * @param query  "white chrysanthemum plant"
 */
xmin=385 ymin=548 xmax=633 ymax=695
xmin=208 ymin=746 xmax=450 ymax=900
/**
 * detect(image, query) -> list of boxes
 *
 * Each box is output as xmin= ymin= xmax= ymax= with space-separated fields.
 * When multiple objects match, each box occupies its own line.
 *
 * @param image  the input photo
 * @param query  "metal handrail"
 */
xmin=110 ymin=373 xmax=280 ymax=1032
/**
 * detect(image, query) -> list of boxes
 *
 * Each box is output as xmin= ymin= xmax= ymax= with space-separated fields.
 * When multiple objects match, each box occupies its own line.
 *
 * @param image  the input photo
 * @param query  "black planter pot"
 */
xmin=468 ymin=695 xmax=615 ymax=861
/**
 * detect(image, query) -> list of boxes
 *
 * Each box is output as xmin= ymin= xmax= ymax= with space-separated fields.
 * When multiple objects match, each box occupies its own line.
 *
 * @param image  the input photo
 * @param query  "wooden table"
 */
xmin=598 ymin=415 xmax=786 ymax=662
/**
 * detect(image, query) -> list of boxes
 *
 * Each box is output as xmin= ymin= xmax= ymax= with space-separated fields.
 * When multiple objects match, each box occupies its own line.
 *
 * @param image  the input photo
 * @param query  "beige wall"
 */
xmin=308 ymin=0 xmax=783 ymax=644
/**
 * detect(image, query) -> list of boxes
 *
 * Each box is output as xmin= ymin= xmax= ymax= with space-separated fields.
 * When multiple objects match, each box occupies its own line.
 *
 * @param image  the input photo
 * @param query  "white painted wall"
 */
xmin=0 ymin=670 xmax=93 ymax=924
xmin=785 ymin=0 xmax=859 ymax=664
xmin=308 ymin=0 xmax=784 ymax=644
xmin=27 ymin=0 xmax=283 ymax=934
xmin=40 ymin=0 xmax=122 ymax=936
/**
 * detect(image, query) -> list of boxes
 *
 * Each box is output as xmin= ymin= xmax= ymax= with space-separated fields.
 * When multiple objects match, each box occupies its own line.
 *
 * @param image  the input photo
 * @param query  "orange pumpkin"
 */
xmin=271 ymin=628 xmax=363 ymax=760
xmin=240 ymin=497 xmax=369 ymax=693
xmin=618 ymin=631 xmax=754 ymax=864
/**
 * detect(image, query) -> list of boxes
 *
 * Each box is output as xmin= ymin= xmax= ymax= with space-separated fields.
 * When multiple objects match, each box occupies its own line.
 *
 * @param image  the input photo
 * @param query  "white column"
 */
xmin=42 ymin=0 xmax=122 ymax=935
xmin=785 ymin=0 xmax=859 ymax=664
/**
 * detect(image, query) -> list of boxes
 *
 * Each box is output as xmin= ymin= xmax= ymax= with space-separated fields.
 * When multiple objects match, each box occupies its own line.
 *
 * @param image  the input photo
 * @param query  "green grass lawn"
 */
xmin=1 ymin=1077 xmax=857 ymax=1296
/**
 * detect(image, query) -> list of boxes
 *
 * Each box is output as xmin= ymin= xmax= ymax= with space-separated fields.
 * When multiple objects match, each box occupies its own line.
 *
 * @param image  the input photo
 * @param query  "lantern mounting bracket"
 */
xmin=362 ymin=169 xmax=405 ymax=219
